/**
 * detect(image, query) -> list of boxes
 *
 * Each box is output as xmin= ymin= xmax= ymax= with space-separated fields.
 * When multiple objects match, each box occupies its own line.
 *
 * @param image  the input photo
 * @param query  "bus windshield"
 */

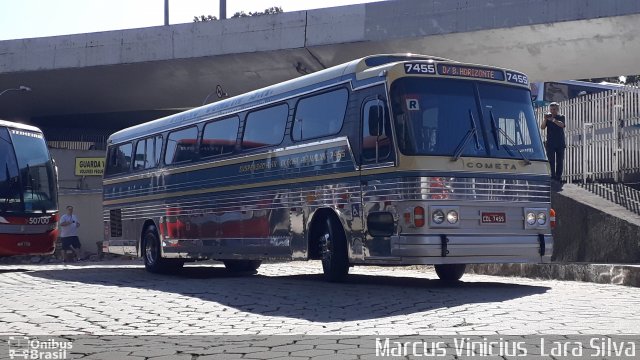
xmin=0 ymin=127 xmax=57 ymax=213
xmin=391 ymin=77 xmax=546 ymax=161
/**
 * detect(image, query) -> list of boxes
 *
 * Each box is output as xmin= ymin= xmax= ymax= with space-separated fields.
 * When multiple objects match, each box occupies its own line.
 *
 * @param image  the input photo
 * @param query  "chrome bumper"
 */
xmin=366 ymin=234 xmax=553 ymax=265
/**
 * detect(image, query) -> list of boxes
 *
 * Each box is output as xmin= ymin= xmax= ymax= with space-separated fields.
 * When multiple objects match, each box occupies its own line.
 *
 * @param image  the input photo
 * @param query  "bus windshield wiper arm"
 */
xmin=452 ymin=110 xmax=481 ymax=161
xmin=489 ymin=110 xmax=531 ymax=165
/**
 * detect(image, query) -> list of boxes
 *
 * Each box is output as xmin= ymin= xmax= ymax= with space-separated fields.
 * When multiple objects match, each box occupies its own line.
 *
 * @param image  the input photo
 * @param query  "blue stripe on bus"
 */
xmin=104 ymin=144 xmax=356 ymax=201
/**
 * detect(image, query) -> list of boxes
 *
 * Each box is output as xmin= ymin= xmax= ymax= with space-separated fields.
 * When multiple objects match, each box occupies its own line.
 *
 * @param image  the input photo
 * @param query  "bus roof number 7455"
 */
xmin=404 ymin=63 xmax=436 ymax=75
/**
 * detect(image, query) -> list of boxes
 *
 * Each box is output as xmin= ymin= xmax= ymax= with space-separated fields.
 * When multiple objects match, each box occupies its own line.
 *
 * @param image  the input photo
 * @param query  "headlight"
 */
xmin=526 ymin=212 xmax=536 ymax=225
xmin=537 ymin=212 xmax=547 ymax=225
xmin=446 ymin=210 xmax=459 ymax=224
xmin=432 ymin=210 xmax=445 ymax=224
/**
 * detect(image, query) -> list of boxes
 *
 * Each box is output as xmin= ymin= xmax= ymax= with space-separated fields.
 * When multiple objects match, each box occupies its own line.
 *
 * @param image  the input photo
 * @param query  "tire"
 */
xmin=142 ymin=227 xmax=184 ymax=274
xmin=319 ymin=216 xmax=349 ymax=282
xmin=223 ymin=260 xmax=262 ymax=273
xmin=435 ymin=264 xmax=466 ymax=282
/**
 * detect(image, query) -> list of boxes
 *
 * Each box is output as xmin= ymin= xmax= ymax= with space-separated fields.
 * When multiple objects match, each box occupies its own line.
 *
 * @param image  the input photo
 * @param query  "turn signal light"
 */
xmin=550 ymin=208 xmax=557 ymax=229
xmin=414 ymin=206 xmax=425 ymax=227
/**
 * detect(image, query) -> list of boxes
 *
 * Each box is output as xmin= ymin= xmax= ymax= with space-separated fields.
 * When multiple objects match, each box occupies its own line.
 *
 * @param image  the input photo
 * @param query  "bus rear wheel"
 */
xmin=435 ymin=264 xmax=466 ymax=282
xmin=319 ymin=216 xmax=349 ymax=282
xmin=223 ymin=260 xmax=262 ymax=273
xmin=142 ymin=227 xmax=184 ymax=274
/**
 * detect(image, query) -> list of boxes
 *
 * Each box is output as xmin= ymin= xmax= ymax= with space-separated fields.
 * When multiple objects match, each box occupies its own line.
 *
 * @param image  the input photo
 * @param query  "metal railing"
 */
xmin=536 ymin=81 xmax=640 ymax=184
xmin=578 ymin=183 xmax=640 ymax=216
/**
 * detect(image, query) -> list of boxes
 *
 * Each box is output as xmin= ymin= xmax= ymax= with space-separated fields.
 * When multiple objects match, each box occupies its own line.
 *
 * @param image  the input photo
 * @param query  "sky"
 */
xmin=0 ymin=0 xmax=383 ymax=41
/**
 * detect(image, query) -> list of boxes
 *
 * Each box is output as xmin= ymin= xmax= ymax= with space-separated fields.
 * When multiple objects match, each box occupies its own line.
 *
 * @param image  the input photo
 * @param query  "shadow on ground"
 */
xmin=24 ymin=262 xmax=549 ymax=322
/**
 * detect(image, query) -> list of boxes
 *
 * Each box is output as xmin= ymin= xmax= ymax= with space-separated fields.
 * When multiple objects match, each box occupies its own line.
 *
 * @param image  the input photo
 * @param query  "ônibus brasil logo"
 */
xmin=7 ymin=336 xmax=72 ymax=360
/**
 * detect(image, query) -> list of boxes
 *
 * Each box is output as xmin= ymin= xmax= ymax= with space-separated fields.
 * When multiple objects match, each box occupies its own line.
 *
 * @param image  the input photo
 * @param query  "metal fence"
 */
xmin=536 ymin=81 xmax=640 ymax=184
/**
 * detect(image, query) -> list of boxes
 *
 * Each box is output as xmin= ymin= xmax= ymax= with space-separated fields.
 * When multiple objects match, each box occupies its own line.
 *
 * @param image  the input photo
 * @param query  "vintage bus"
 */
xmin=0 ymin=120 xmax=59 ymax=256
xmin=102 ymin=54 xmax=554 ymax=282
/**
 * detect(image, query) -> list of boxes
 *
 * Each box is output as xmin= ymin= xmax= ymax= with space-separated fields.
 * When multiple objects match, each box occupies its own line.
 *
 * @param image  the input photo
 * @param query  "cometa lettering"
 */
xmin=466 ymin=162 xmax=517 ymax=170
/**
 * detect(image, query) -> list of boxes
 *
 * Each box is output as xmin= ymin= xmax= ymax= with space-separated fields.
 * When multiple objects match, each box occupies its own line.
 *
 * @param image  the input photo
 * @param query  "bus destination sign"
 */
xmin=437 ymin=64 xmax=505 ymax=81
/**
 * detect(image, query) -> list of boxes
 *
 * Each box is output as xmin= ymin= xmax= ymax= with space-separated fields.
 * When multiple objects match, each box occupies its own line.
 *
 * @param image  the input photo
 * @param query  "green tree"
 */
xmin=193 ymin=15 xmax=217 ymax=22
xmin=231 ymin=6 xmax=283 ymax=18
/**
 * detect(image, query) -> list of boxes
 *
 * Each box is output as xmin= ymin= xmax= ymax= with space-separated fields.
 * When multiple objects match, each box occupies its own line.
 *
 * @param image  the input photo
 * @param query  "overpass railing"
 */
xmin=536 ymin=81 xmax=640 ymax=185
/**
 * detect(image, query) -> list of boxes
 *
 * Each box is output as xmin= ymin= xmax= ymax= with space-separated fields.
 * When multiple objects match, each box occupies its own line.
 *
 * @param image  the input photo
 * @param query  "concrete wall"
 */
xmin=58 ymin=190 xmax=103 ymax=254
xmin=51 ymin=148 xmax=105 ymax=255
xmin=2 ymin=0 xmax=639 ymax=73
xmin=551 ymin=185 xmax=640 ymax=263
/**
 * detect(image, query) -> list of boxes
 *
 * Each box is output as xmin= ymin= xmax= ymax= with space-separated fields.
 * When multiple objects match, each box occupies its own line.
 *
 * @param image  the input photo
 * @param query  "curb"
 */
xmin=467 ymin=263 xmax=640 ymax=287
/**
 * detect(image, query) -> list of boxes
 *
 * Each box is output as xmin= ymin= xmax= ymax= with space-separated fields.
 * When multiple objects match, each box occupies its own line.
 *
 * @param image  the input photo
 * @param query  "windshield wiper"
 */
xmin=452 ymin=110 xmax=482 ymax=161
xmin=488 ymin=110 xmax=531 ymax=165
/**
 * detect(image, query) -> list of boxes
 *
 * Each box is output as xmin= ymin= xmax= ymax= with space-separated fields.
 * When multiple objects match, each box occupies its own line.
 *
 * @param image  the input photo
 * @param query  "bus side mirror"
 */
xmin=368 ymin=104 xmax=384 ymax=137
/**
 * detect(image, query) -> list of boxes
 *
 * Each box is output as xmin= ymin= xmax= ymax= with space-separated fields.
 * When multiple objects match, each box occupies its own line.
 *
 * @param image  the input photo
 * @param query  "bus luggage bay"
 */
xmin=0 ymin=120 xmax=59 ymax=256
xmin=102 ymin=54 xmax=554 ymax=282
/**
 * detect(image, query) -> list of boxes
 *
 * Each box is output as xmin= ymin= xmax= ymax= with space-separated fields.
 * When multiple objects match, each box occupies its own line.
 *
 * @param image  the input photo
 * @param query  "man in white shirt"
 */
xmin=59 ymin=205 xmax=81 ymax=261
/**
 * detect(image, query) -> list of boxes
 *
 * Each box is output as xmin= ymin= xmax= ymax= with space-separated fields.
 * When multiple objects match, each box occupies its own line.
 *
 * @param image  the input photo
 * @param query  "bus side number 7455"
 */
xmin=506 ymin=71 xmax=528 ymax=85
xmin=404 ymin=63 xmax=436 ymax=74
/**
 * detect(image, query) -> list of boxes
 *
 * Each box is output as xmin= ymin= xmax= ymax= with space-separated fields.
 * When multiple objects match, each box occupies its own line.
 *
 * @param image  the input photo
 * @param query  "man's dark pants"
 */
xmin=546 ymin=144 xmax=565 ymax=181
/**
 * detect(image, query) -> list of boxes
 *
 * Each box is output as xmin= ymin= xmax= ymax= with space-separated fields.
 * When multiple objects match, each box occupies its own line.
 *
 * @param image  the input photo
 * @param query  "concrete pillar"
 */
xmin=164 ymin=0 xmax=169 ymax=25
xmin=220 ymin=0 xmax=226 ymax=19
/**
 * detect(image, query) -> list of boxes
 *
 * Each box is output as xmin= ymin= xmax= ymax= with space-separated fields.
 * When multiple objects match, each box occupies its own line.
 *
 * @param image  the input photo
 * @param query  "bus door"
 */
xmin=359 ymin=98 xmax=397 ymax=257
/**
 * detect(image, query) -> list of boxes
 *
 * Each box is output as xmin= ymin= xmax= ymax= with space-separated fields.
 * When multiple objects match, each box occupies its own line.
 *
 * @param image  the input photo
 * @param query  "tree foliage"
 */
xmin=232 ymin=7 xmax=284 ymax=18
xmin=194 ymin=6 xmax=283 ymax=22
xmin=193 ymin=15 xmax=217 ymax=22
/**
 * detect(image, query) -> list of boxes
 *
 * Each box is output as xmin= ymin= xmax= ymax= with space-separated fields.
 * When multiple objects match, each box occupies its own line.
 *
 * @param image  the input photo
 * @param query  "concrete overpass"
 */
xmin=1 ymin=0 xmax=639 ymax=123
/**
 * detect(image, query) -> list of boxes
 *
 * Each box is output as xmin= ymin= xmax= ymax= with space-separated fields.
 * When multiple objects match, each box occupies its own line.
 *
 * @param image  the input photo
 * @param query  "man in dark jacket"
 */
xmin=540 ymin=102 xmax=566 ymax=183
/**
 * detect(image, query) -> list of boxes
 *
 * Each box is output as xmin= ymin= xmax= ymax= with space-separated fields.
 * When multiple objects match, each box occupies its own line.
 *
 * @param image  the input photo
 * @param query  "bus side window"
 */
xmin=154 ymin=135 xmax=163 ymax=166
xmin=134 ymin=139 xmax=147 ymax=170
xmin=292 ymin=88 xmax=348 ymax=141
xmin=242 ymin=104 xmax=288 ymax=150
xmin=165 ymin=126 xmax=199 ymax=165
xmin=106 ymin=143 xmax=132 ymax=175
xmin=201 ymin=116 xmax=239 ymax=157
xmin=362 ymin=99 xmax=391 ymax=162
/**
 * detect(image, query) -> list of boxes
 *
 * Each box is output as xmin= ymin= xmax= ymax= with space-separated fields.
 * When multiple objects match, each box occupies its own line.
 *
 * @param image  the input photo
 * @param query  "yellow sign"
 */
xmin=75 ymin=157 xmax=105 ymax=176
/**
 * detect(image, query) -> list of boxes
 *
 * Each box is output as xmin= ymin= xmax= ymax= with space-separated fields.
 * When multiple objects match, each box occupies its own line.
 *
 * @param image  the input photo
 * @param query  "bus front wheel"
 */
xmin=142 ymin=227 xmax=184 ymax=274
xmin=319 ymin=216 xmax=349 ymax=282
xmin=435 ymin=264 xmax=466 ymax=282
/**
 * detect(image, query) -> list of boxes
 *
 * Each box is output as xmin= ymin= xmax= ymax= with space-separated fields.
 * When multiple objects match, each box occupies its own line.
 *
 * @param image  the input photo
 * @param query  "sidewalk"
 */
xmin=467 ymin=263 xmax=640 ymax=287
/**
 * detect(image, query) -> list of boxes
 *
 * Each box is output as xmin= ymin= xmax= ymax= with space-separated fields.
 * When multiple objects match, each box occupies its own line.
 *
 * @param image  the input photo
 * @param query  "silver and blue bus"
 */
xmin=102 ymin=54 xmax=554 ymax=282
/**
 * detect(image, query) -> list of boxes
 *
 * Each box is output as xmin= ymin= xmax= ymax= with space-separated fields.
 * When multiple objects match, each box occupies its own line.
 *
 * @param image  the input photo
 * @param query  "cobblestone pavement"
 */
xmin=0 ymin=260 xmax=639 ymax=359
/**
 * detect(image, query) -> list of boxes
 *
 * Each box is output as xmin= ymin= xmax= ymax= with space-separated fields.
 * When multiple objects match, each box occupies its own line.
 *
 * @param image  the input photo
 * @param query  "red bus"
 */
xmin=0 ymin=120 xmax=59 ymax=256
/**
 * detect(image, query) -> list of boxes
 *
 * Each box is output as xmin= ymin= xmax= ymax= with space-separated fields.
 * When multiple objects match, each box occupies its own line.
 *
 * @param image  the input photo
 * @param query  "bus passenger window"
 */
xmin=106 ymin=143 xmax=132 ymax=175
xmin=292 ymin=89 xmax=348 ymax=141
xmin=165 ymin=127 xmax=198 ymax=165
xmin=242 ymin=104 xmax=288 ymax=149
xmin=134 ymin=139 xmax=149 ymax=170
xmin=133 ymin=137 xmax=161 ymax=170
xmin=362 ymin=100 xmax=391 ymax=162
xmin=201 ymin=116 xmax=239 ymax=157
xmin=154 ymin=135 xmax=163 ymax=166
